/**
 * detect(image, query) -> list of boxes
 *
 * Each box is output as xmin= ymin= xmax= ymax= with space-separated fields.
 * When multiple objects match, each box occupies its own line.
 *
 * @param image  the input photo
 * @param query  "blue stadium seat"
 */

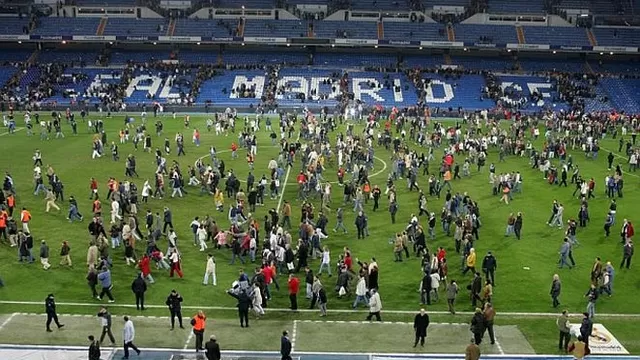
xmin=33 ymin=17 xmax=100 ymax=36
xmin=489 ymin=0 xmax=545 ymax=14
xmin=598 ymin=78 xmax=640 ymax=114
xmin=244 ymin=19 xmax=308 ymax=38
xmin=314 ymin=20 xmax=376 ymax=39
xmin=384 ymin=23 xmax=446 ymax=41
xmin=523 ymin=26 xmax=591 ymax=46
xmin=0 ymin=66 xmax=18 ymax=88
xmin=518 ymin=58 xmax=586 ymax=73
xmin=592 ymin=28 xmax=640 ymax=47
xmin=173 ymin=18 xmax=238 ymax=38
xmin=313 ymin=53 xmax=396 ymax=67
xmin=0 ymin=50 xmax=34 ymax=63
xmin=454 ymin=24 xmax=518 ymax=44
xmin=0 ymin=17 xmax=30 ymax=35
xmin=223 ymin=51 xmax=309 ymax=65
xmin=103 ymin=18 xmax=169 ymax=36
xmin=38 ymin=49 xmax=99 ymax=64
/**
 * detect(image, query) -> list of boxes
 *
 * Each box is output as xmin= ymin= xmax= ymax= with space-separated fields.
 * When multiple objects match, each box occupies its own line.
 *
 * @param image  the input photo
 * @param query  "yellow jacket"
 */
xmin=466 ymin=252 xmax=476 ymax=267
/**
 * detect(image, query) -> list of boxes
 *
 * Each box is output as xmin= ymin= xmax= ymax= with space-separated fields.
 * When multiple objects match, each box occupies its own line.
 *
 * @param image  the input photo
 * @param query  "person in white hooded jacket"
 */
xmin=352 ymin=275 xmax=369 ymax=309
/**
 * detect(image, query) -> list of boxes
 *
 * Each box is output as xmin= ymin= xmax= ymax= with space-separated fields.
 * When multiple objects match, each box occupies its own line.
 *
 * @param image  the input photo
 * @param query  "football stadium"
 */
xmin=0 ymin=0 xmax=639 ymax=359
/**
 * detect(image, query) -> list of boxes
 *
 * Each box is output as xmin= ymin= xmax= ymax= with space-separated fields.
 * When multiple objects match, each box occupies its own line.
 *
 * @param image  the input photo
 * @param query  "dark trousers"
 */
xmin=552 ymin=295 xmax=560 ymax=308
xmin=239 ymin=308 xmax=249 ymax=327
xmin=163 ymin=221 xmax=173 ymax=233
xmin=99 ymin=287 xmax=114 ymax=301
xmin=485 ymin=321 xmax=495 ymax=344
xmin=559 ymin=331 xmax=570 ymax=351
xmin=170 ymin=309 xmax=183 ymax=328
xmin=514 ymin=226 xmax=521 ymax=240
xmin=473 ymin=331 xmax=483 ymax=345
xmin=485 ymin=269 xmax=495 ymax=285
xmin=194 ymin=329 xmax=204 ymax=350
xmin=100 ymin=325 xmax=116 ymax=344
xmin=281 ymin=356 xmax=293 ymax=360
xmin=414 ymin=332 xmax=426 ymax=346
xmin=123 ymin=341 xmax=139 ymax=359
xmin=447 ymin=299 xmax=456 ymax=314
xmin=357 ymin=227 xmax=364 ymax=239
xmin=621 ymin=255 xmax=631 ymax=269
xmin=289 ymin=294 xmax=298 ymax=310
xmin=46 ymin=312 xmax=61 ymax=330
xmin=366 ymin=311 xmax=381 ymax=321
xmin=135 ymin=292 xmax=145 ymax=310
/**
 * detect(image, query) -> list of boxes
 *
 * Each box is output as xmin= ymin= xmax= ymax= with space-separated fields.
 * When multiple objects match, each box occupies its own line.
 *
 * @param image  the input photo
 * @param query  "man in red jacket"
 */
xmin=138 ymin=254 xmax=154 ymax=284
xmin=287 ymin=274 xmax=300 ymax=311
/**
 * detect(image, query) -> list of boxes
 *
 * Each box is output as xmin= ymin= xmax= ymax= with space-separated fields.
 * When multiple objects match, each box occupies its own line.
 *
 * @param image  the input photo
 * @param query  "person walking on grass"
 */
xmin=131 ymin=272 xmax=147 ymax=311
xmin=122 ymin=316 xmax=140 ymax=359
xmin=366 ymin=288 xmax=382 ymax=322
xmin=287 ymin=273 xmax=300 ymax=311
xmin=97 ymin=266 xmax=115 ymax=303
xmin=203 ymin=254 xmax=217 ymax=286
xmin=557 ymin=310 xmax=571 ymax=352
xmin=40 ymin=240 xmax=51 ymax=270
xmin=550 ymin=274 xmax=561 ymax=308
xmin=585 ymin=284 xmax=598 ymax=318
xmin=97 ymin=306 xmax=116 ymax=346
xmin=166 ymin=289 xmax=184 ymax=330
xmin=621 ymin=240 xmax=633 ymax=269
xmin=45 ymin=293 xmax=64 ymax=332
xmin=413 ymin=308 xmax=430 ymax=348
xmin=447 ymin=279 xmax=459 ymax=314
xmin=579 ymin=312 xmax=593 ymax=348
xmin=60 ymin=241 xmax=72 ymax=267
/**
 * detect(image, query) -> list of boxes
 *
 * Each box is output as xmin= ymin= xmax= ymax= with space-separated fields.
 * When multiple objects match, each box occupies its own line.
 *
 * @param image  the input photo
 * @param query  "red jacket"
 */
xmin=288 ymin=277 xmax=300 ymax=295
xmin=139 ymin=256 xmax=151 ymax=276
xmin=262 ymin=266 xmax=273 ymax=284
xmin=627 ymin=223 xmax=635 ymax=238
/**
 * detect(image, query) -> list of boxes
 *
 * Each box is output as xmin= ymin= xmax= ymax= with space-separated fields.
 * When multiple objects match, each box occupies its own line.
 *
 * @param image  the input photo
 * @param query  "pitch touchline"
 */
xmin=1 ymin=301 xmax=639 ymax=318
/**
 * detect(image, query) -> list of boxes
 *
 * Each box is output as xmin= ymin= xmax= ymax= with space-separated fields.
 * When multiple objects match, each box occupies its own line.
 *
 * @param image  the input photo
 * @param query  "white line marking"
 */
xmin=291 ymin=319 xmax=298 ymax=353
xmin=0 ymin=313 xmax=17 ymax=332
xmin=495 ymin=338 xmax=505 ymax=355
xmin=599 ymin=146 xmax=640 ymax=178
xmin=182 ymin=330 xmax=194 ymax=351
xmin=1 ymin=300 xmax=638 ymax=317
xmin=0 ymin=128 xmax=24 ymax=136
xmin=277 ymin=131 xmax=300 ymax=212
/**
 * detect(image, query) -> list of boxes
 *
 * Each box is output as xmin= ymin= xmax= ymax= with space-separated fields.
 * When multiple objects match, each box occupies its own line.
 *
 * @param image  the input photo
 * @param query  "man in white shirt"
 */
xmin=122 ymin=316 xmax=140 ymax=359
xmin=318 ymin=246 xmax=331 ymax=277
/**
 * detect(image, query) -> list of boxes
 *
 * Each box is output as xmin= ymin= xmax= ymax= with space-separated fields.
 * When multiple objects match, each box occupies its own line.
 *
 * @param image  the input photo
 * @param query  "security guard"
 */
xmin=191 ymin=310 xmax=206 ymax=352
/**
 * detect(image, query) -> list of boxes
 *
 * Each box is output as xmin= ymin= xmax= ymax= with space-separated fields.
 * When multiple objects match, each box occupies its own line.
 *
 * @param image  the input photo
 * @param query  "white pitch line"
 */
xmin=298 ymin=320 xmax=467 ymax=325
xmin=599 ymin=146 xmax=640 ymax=178
xmin=182 ymin=330 xmax=194 ymax=351
xmin=495 ymin=338 xmax=505 ymax=355
xmin=0 ymin=313 xmax=17 ymax=332
xmin=277 ymin=131 xmax=301 ymax=212
xmin=2 ymin=300 xmax=640 ymax=318
xmin=0 ymin=127 xmax=24 ymax=136
xmin=291 ymin=319 xmax=298 ymax=353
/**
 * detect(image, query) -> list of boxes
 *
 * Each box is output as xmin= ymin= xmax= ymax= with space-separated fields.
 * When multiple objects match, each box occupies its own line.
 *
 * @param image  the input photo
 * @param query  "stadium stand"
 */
xmin=313 ymin=20 xmax=377 ymax=39
xmin=32 ymin=17 xmax=100 ymax=36
xmin=243 ymin=19 xmax=307 ymax=38
xmin=383 ymin=23 xmax=447 ymax=42
xmin=0 ymin=17 xmax=30 ymax=35
xmin=591 ymin=28 xmax=640 ymax=47
xmin=173 ymin=18 xmax=240 ymax=37
xmin=103 ymin=18 xmax=169 ymax=36
xmin=454 ymin=24 xmax=518 ymax=44
xmin=38 ymin=49 xmax=99 ymax=64
xmin=489 ymin=0 xmax=546 ymax=14
xmin=522 ymin=26 xmax=591 ymax=47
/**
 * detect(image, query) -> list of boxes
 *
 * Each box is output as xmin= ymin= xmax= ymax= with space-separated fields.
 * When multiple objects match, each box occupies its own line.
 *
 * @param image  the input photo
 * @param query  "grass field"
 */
xmin=0 ymin=112 xmax=639 ymax=354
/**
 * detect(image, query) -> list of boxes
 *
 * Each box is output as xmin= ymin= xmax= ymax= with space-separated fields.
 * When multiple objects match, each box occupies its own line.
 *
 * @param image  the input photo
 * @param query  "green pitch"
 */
xmin=0 ymin=113 xmax=639 ymax=354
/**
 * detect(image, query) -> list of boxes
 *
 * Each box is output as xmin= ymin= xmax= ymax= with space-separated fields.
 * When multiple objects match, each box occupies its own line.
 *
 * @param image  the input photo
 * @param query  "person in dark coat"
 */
xmin=205 ymin=335 xmax=221 ymax=360
xmin=355 ymin=211 xmax=366 ymax=239
xmin=227 ymin=288 xmax=252 ymax=327
xmin=131 ymin=273 xmax=147 ymax=311
xmin=45 ymin=293 xmax=64 ymax=332
xmin=470 ymin=307 xmax=486 ymax=345
xmin=470 ymin=272 xmax=482 ymax=307
xmin=514 ymin=212 xmax=523 ymax=240
xmin=166 ymin=289 xmax=184 ymax=330
xmin=88 ymin=335 xmax=100 ymax=360
xmin=579 ymin=312 xmax=593 ymax=347
xmin=368 ymin=260 xmax=379 ymax=291
xmin=413 ymin=308 xmax=430 ymax=347
xmin=281 ymin=330 xmax=293 ymax=360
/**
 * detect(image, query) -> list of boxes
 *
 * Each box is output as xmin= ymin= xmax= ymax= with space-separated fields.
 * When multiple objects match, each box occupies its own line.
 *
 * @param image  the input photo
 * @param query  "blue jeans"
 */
xmin=230 ymin=253 xmax=245 ymax=265
xmin=587 ymin=301 xmax=595 ymax=318
xmin=318 ymin=263 xmax=332 ymax=276
xmin=353 ymin=295 xmax=368 ymax=308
